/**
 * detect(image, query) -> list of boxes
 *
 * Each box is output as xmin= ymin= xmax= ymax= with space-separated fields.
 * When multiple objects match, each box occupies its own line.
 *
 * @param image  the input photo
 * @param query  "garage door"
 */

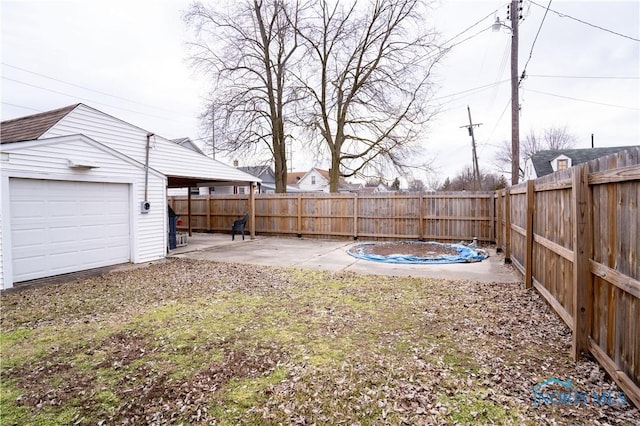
xmin=10 ymin=178 xmax=130 ymax=283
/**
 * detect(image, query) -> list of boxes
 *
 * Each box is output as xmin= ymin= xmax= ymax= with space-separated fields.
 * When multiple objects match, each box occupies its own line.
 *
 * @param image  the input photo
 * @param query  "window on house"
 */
xmin=190 ymin=187 xmax=199 ymax=195
xmin=239 ymin=187 xmax=245 ymax=194
xmin=557 ymin=159 xmax=568 ymax=170
xmin=311 ymin=176 xmax=316 ymax=185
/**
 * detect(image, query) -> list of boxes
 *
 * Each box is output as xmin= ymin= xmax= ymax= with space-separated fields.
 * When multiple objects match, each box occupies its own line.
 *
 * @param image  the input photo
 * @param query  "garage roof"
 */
xmin=0 ymin=104 xmax=79 ymax=144
xmin=0 ymin=104 xmax=260 ymax=187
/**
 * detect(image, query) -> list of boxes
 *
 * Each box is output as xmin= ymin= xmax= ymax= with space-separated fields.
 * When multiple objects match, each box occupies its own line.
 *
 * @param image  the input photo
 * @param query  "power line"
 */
xmin=444 ymin=26 xmax=493 ymax=52
xmin=520 ymin=0 xmax=552 ymax=85
xmin=1 ymin=102 xmax=42 ymax=113
xmin=529 ymin=74 xmax=639 ymax=80
xmin=1 ymin=62 xmax=183 ymax=115
xmin=441 ymin=8 xmax=501 ymax=47
xmin=527 ymin=88 xmax=640 ymax=110
xmin=432 ymin=79 xmax=510 ymax=102
xmin=529 ymin=0 xmax=640 ymax=42
xmin=2 ymin=76 xmax=176 ymax=120
xmin=479 ymin=96 xmax=512 ymax=156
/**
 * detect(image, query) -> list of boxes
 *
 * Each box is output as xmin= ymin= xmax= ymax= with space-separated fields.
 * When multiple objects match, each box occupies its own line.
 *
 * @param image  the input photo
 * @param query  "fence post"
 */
xmin=206 ymin=194 xmax=211 ymax=232
xmin=250 ymin=184 xmax=256 ymax=239
xmin=571 ymin=164 xmax=592 ymax=360
xmin=297 ymin=194 xmax=302 ymax=237
xmin=495 ymin=191 xmax=502 ymax=251
xmin=187 ymin=189 xmax=192 ymax=237
xmin=353 ymin=193 xmax=359 ymax=240
xmin=504 ymin=188 xmax=511 ymax=263
xmin=419 ymin=193 xmax=424 ymax=241
xmin=489 ymin=192 xmax=495 ymax=244
xmin=525 ymin=180 xmax=535 ymax=289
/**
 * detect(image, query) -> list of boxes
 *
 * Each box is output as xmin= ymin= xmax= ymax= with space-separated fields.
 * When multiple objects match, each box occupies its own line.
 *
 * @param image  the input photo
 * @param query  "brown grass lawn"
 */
xmin=1 ymin=259 xmax=638 ymax=425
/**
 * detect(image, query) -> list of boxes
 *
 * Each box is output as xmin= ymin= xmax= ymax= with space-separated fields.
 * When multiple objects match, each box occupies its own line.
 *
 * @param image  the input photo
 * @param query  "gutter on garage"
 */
xmin=167 ymin=176 xmax=258 ymax=239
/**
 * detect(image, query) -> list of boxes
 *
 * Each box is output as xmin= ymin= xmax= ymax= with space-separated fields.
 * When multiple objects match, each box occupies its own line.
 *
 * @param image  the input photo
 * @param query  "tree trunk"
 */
xmin=273 ymin=118 xmax=287 ymax=193
xmin=329 ymin=146 xmax=341 ymax=193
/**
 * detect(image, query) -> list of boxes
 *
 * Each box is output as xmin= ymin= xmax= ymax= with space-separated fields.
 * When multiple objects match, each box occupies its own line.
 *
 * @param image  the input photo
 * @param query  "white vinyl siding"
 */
xmin=298 ymin=169 xmax=329 ymax=192
xmin=43 ymin=104 xmax=260 ymax=184
xmin=0 ymin=135 xmax=166 ymax=288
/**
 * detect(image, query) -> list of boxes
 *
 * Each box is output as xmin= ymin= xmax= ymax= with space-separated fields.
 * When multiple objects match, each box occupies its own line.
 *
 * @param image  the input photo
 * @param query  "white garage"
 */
xmin=0 ymin=103 xmax=261 ymax=290
xmin=9 ymin=179 xmax=131 ymax=282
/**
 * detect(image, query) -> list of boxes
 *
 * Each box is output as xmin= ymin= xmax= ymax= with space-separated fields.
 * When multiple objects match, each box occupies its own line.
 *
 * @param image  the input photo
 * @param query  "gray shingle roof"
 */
xmin=170 ymin=137 xmax=206 ymax=156
xmin=238 ymin=166 xmax=275 ymax=184
xmin=531 ymin=146 xmax=639 ymax=177
xmin=0 ymin=104 xmax=79 ymax=144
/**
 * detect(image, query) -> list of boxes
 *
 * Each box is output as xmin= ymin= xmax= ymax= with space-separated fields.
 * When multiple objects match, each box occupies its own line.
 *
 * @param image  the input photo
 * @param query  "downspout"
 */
xmin=145 ymin=133 xmax=154 ymax=202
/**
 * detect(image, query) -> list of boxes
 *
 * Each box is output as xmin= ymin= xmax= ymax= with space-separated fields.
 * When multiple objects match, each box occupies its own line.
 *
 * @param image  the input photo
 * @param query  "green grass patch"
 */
xmin=439 ymin=390 xmax=518 ymax=424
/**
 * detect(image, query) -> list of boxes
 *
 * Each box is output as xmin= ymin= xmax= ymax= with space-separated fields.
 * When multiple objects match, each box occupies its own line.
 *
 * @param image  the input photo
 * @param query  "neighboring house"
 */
xmin=0 ymin=103 xmax=259 ymax=289
xmin=359 ymin=181 xmax=393 ymax=194
xmin=287 ymin=167 xmax=358 ymax=193
xmin=295 ymin=168 xmax=330 ymax=192
xmin=524 ymin=146 xmax=639 ymax=180
xmin=171 ymin=137 xmax=207 ymax=156
xmin=237 ymin=166 xmax=276 ymax=194
xmin=204 ymin=165 xmax=301 ymax=194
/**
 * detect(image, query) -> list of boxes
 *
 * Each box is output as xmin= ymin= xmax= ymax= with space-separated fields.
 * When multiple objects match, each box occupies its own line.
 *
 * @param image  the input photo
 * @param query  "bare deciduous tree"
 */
xmin=493 ymin=125 xmax=578 ymax=179
xmin=439 ymin=166 xmax=507 ymax=191
xmin=184 ymin=0 xmax=303 ymax=192
xmin=295 ymin=0 xmax=441 ymax=192
xmin=408 ymin=178 xmax=426 ymax=192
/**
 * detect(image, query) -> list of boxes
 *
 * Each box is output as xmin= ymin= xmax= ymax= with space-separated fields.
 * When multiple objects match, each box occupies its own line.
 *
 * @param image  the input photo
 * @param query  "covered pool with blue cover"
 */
xmin=347 ymin=241 xmax=489 ymax=264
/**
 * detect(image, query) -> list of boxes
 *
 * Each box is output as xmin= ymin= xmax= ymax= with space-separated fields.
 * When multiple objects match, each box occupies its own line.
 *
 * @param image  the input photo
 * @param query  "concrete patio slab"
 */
xmin=169 ymin=233 xmax=521 ymax=283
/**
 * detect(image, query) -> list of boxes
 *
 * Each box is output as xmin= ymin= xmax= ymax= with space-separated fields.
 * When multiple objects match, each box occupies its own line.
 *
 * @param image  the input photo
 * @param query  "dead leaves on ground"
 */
xmin=1 ymin=259 xmax=638 ymax=425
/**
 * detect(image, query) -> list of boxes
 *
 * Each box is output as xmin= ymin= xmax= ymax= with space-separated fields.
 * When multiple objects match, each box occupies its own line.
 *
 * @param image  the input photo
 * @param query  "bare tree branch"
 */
xmin=184 ymin=0 xmax=304 ymax=192
xmin=294 ymin=0 xmax=442 ymax=192
xmin=493 ymin=125 xmax=578 ymax=180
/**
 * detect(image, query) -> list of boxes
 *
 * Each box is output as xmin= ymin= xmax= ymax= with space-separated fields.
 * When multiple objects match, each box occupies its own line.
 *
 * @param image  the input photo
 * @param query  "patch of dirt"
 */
xmin=107 ymin=344 xmax=285 ymax=425
xmin=359 ymin=241 xmax=459 ymax=257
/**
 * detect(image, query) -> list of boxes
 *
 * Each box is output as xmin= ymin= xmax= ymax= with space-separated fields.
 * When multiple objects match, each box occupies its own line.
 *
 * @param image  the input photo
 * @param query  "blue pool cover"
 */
xmin=347 ymin=241 xmax=489 ymax=264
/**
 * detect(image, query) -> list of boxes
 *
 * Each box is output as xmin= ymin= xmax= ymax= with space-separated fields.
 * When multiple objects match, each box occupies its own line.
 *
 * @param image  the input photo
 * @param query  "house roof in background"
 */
xmin=0 ymin=104 xmax=79 ymax=143
xmin=531 ymin=146 xmax=639 ymax=177
xmin=238 ymin=166 xmax=275 ymax=183
xmin=171 ymin=137 xmax=206 ymax=156
xmin=286 ymin=171 xmax=307 ymax=185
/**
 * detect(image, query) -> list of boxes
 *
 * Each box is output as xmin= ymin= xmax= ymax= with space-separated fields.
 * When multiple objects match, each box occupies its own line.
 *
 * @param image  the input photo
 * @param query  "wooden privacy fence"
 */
xmin=168 ymin=192 xmax=495 ymax=242
xmin=168 ymin=148 xmax=639 ymax=408
xmin=496 ymin=148 xmax=640 ymax=408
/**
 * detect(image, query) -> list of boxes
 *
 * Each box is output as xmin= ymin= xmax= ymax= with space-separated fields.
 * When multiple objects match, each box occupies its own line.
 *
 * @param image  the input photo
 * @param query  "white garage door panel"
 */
xmin=10 ymin=179 xmax=131 ymax=283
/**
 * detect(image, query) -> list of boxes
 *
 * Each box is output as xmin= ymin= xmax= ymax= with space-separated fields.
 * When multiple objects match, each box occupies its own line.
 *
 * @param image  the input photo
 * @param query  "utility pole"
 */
xmin=510 ymin=0 xmax=520 ymax=185
xmin=460 ymin=105 xmax=482 ymax=190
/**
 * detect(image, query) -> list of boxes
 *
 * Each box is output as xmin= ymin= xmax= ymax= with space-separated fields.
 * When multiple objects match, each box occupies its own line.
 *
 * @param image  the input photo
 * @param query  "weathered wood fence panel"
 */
xmin=508 ymin=184 xmax=528 ymax=276
xmin=586 ymin=149 xmax=640 ymax=408
xmin=168 ymin=192 xmax=494 ymax=242
xmin=494 ymin=148 xmax=640 ymax=408
xmin=532 ymin=169 xmax=575 ymax=329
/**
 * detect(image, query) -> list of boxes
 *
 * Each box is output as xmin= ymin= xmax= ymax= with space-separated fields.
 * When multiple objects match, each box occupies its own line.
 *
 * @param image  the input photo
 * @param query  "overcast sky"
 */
xmin=2 ymin=0 xmax=638 ymax=186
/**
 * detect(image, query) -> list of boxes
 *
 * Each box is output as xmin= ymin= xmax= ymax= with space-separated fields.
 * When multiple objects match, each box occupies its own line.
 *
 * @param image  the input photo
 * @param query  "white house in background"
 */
xmin=524 ymin=146 xmax=638 ymax=180
xmin=359 ymin=180 xmax=393 ymax=194
xmin=287 ymin=167 xmax=360 ymax=192
xmin=287 ymin=168 xmax=329 ymax=192
xmin=0 ymin=103 xmax=260 ymax=289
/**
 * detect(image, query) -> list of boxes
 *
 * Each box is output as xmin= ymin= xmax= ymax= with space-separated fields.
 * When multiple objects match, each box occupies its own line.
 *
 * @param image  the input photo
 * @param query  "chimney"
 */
xmin=233 ymin=159 xmax=239 ymax=167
